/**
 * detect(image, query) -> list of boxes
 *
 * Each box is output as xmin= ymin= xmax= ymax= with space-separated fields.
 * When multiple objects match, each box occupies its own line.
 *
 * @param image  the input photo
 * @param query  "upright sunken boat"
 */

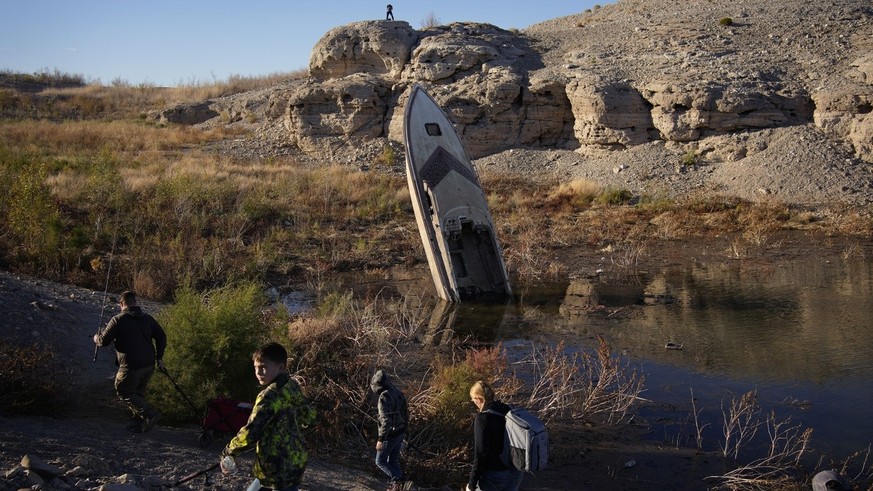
xmin=403 ymin=84 xmax=512 ymax=302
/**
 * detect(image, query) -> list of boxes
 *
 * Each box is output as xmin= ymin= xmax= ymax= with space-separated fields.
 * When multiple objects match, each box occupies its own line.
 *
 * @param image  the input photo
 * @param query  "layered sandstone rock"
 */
xmin=163 ymin=0 xmax=873 ymax=167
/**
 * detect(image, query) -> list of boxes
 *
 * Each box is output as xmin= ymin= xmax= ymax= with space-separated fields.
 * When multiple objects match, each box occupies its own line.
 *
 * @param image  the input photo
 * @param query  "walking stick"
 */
xmin=159 ymin=365 xmax=202 ymax=417
xmin=171 ymin=463 xmax=219 ymax=487
xmin=92 ymin=223 xmax=118 ymax=362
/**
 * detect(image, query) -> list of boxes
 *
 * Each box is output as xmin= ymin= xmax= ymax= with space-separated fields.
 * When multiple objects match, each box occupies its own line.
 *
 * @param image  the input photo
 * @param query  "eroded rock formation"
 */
xmin=158 ymin=0 xmax=873 ymax=167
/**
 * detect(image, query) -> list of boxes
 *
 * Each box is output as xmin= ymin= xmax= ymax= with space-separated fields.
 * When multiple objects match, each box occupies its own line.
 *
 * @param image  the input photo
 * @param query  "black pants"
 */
xmin=115 ymin=365 xmax=158 ymax=418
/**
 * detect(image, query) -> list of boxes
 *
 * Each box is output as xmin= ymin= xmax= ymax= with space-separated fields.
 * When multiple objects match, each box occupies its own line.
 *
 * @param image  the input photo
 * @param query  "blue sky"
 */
xmin=1 ymin=1 xmax=612 ymax=87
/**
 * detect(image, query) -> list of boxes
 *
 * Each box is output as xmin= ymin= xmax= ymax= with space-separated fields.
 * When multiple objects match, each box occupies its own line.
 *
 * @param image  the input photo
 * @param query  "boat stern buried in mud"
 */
xmin=403 ymin=83 xmax=512 ymax=302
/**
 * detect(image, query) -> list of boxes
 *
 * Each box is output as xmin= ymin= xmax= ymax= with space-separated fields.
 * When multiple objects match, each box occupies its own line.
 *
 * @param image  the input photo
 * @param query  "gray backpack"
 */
xmin=488 ymin=407 xmax=548 ymax=472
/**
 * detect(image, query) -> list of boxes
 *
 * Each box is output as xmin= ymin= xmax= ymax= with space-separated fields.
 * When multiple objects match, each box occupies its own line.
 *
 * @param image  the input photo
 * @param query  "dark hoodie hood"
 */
xmin=122 ymin=305 xmax=145 ymax=317
xmin=370 ymin=369 xmax=393 ymax=393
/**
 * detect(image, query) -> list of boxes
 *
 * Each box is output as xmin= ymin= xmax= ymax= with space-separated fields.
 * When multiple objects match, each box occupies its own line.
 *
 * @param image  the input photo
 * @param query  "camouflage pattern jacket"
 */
xmin=223 ymin=373 xmax=316 ymax=489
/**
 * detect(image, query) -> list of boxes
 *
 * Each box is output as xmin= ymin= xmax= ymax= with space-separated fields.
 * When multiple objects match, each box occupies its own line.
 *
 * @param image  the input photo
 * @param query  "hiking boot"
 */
xmin=126 ymin=416 xmax=144 ymax=431
xmin=141 ymin=412 xmax=161 ymax=432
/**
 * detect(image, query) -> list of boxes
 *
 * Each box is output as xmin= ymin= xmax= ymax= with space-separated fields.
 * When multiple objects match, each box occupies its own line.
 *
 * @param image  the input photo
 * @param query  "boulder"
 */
xmin=154 ymin=101 xmax=219 ymax=125
xmin=813 ymin=88 xmax=873 ymax=163
xmin=640 ymin=79 xmax=813 ymax=141
xmin=309 ymin=21 xmax=419 ymax=81
xmin=21 ymin=454 xmax=62 ymax=479
xmin=568 ymin=77 xmax=655 ymax=147
xmin=284 ymin=73 xmax=394 ymax=155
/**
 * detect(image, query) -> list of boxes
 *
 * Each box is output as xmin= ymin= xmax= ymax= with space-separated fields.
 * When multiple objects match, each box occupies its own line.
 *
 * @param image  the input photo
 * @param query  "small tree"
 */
xmin=420 ymin=12 xmax=440 ymax=30
xmin=151 ymin=281 xmax=283 ymax=423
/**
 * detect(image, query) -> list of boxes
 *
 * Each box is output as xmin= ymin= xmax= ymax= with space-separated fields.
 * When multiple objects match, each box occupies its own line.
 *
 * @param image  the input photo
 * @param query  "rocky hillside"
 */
xmin=156 ymin=0 xmax=873 ymax=206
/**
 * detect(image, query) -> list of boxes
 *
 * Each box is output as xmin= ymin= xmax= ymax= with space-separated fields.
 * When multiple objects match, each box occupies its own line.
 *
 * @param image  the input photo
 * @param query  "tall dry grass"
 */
xmin=2 ymin=70 xmax=307 ymax=120
xmin=3 ymin=115 xmax=872 ymax=299
xmin=0 ymin=120 xmax=414 ymax=296
xmin=1 ymin=119 xmax=234 ymax=155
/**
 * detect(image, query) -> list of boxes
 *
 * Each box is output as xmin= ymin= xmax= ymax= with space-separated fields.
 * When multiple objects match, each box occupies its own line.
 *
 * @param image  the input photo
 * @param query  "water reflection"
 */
xmin=591 ymin=258 xmax=873 ymax=385
xmin=421 ymin=255 xmax=873 ymax=458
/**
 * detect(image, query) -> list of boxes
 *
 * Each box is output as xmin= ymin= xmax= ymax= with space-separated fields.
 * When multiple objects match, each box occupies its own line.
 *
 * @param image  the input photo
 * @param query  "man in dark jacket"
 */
xmin=93 ymin=290 xmax=167 ymax=433
xmin=371 ymin=369 xmax=409 ymax=491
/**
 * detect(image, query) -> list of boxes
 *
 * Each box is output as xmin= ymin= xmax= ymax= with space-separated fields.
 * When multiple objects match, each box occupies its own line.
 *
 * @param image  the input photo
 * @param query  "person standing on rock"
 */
xmin=220 ymin=342 xmax=316 ymax=491
xmin=386 ymin=4 xmax=394 ymax=20
xmin=93 ymin=290 xmax=166 ymax=433
xmin=371 ymin=369 xmax=410 ymax=491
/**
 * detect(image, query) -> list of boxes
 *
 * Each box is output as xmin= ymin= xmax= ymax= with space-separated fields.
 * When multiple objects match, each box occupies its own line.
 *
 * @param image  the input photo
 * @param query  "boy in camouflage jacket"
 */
xmin=221 ymin=342 xmax=316 ymax=491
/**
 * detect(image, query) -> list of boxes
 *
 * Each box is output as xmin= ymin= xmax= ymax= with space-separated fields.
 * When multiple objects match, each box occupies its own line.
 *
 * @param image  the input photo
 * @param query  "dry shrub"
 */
xmin=708 ymin=401 xmax=814 ymax=490
xmin=544 ymin=179 xmax=601 ymax=213
xmin=284 ymin=295 xmax=479 ymax=488
xmin=286 ymin=315 xmax=375 ymax=446
xmin=841 ymin=242 xmax=865 ymax=259
xmin=721 ymin=390 xmax=762 ymax=459
xmin=609 ymin=241 xmax=648 ymax=271
xmin=131 ymin=268 xmax=174 ymax=301
xmin=650 ymin=210 xmax=695 ymax=239
xmin=737 ymin=201 xmax=791 ymax=232
xmin=0 ymin=341 xmax=68 ymax=416
xmin=833 ymin=210 xmax=873 ymax=237
xmin=489 ymin=174 xmax=567 ymax=282
xmin=420 ymin=12 xmax=441 ymax=29
xmin=502 ymin=217 xmax=559 ymax=283
xmin=287 ymin=316 xmax=343 ymax=353
xmin=684 ymin=194 xmax=744 ymax=214
xmin=516 ymin=336 xmax=645 ymax=424
xmin=284 ymin=291 xmax=422 ymax=449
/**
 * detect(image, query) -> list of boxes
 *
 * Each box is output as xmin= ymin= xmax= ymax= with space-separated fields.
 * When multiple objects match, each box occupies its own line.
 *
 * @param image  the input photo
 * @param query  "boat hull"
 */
xmin=403 ymin=84 xmax=512 ymax=302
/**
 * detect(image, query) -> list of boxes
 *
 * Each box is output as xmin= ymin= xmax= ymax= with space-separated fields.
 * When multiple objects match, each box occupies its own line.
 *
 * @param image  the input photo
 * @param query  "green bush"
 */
xmin=375 ymin=145 xmax=397 ymax=168
xmin=150 ymin=281 xmax=285 ymax=423
xmin=637 ymin=192 xmax=675 ymax=212
xmin=681 ymin=150 xmax=699 ymax=168
xmin=0 ymin=153 xmax=63 ymax=273
xmin=428 ymin=346 xmax=508 ymax=436
xmin=597 ymin=187 xmax=634 ymax=206
xmin=719 ymin=17 xmax=733 ymax=26
xmin=430 ymin=363 xmax=478 ymax=431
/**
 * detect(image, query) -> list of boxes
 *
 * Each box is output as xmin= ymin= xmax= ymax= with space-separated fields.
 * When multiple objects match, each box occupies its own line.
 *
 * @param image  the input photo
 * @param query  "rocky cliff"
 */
xmin=159 ymin=0 xmax=873 ymax=205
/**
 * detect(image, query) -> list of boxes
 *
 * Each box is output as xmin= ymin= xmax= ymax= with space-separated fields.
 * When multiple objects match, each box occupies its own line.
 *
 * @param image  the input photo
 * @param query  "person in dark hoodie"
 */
xmin=371 ymin=369 xmax=409 ymax=491
xmin=466 ymin=380 xmax=523 ymax=491
xmin=93 ymin=290 xmax=167 ymax=433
